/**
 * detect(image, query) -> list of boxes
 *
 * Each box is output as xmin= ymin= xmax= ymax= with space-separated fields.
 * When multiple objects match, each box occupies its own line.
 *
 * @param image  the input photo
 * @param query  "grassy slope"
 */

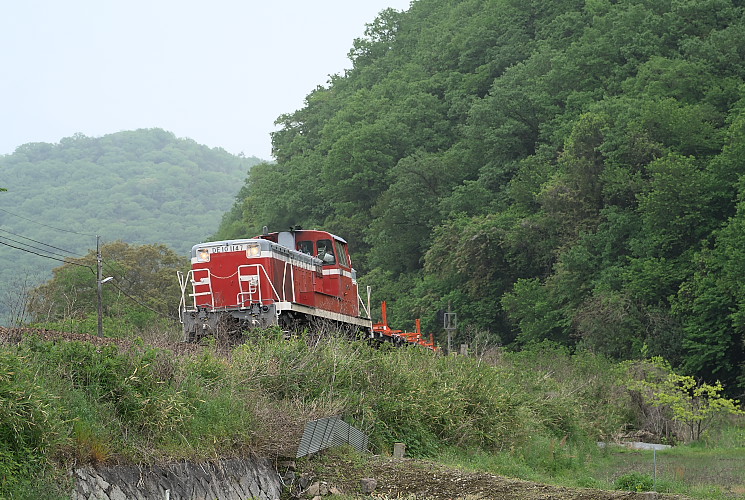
xmin=0 ymin=328 xmax=743 ymax=499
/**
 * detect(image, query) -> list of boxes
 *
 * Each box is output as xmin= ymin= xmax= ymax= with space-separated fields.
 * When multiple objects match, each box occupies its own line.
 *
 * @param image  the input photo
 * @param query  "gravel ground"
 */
xmin=296 ymin=454 xmax=692 ymax=499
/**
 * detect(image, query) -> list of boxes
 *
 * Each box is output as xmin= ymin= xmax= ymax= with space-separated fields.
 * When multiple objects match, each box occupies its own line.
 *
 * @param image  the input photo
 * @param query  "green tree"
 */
xmin=367 ymin=151 xmax=463 ymax=274
xmin=502 ymin=277 xmax=569 ymax=346
xmin=672 ymin=194 xmax=745 ymax=389
xmin=574 ymin=290 xmax=644 ymax=359
xmin=636 ymin=154 xmax=719 ymax=258
xmin=27 ymin=241 xmax=188 ymax=331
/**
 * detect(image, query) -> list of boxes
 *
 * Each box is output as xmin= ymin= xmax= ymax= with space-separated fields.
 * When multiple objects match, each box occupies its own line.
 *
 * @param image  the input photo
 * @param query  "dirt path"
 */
xmin=298 ymin=454 xmax=690 ymax=499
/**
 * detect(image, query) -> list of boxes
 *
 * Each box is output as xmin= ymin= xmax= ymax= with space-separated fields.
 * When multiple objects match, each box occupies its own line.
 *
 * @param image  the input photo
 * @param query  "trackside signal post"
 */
xmin=444 ymin=302 xmax=456 ymax=354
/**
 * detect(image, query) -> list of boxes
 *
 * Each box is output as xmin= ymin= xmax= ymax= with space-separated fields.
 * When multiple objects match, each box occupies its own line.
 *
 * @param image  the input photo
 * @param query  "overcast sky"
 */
xmin=0 ymin=1 xmax=412 ymax=160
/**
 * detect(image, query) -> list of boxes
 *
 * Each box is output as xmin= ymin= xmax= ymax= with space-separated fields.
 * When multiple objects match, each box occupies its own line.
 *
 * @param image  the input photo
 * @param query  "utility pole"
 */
xmin=97 ymin=235 xmax=103 ymax=337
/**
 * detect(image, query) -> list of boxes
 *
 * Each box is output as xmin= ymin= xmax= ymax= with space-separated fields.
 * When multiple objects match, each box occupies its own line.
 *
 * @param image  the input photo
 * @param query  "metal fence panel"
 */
xmin=296 ymin=416 xmax=368 ymax=458
xmin=330 ymin=419 xmax=369 ymax=452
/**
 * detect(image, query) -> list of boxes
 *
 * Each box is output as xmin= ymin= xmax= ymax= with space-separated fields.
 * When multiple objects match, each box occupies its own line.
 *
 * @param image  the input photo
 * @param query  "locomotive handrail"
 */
xmin=178 ymin=269 xmax=217 ymax=317
xmin=284 ymin=260 xmax=296 ymax=302
xmin=177 ymin=270 xmax=188 ymax=323
xmin=192 ymin=271 xmax=213 ymax=299
xmin=190 ymin=269 xmax=215 ymax=307
xmin=237 ymin=264 xmax=281 ymax=307
xmin=358 ymin=290 xmax=371 ymax=319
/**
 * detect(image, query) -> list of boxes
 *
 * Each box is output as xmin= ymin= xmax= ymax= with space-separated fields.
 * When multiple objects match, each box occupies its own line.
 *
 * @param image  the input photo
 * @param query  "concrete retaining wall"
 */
xmin=73 ymin=457 xmax=282 ymax=500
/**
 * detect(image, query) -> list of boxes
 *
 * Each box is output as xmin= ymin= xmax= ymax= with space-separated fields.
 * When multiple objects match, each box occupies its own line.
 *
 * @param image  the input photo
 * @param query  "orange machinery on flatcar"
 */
xmin=371 ymin=301 xmax=438 ymax=351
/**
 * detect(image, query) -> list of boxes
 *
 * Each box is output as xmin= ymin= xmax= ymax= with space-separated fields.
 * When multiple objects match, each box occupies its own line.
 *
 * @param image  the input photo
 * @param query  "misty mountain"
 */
xmin=0 ymin=128 xmax=262 ymax=321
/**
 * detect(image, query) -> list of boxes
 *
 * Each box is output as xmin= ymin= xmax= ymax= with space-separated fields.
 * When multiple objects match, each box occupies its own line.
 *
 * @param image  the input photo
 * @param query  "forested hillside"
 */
xmin=0 ymin=128 xmax=259 ymax=322
xmin=215 ymin=0 xmax=745 ymax=393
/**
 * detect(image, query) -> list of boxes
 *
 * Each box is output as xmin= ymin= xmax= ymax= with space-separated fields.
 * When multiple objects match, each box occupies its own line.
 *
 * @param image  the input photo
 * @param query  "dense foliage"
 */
xmin=215 ymin=0 xmax=745 ymax=393
xmin=0 ymin=128 xmax=259 ymax=323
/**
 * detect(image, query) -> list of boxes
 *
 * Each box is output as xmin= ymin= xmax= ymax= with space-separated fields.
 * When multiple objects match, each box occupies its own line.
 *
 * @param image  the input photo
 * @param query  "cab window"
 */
xmin=297 ymin=240 xmax=314 ymax=255
xmin=316 ymin=239 xmax=336 ymax=265
xmin=334 ymin=240 xmax=350 ymax=268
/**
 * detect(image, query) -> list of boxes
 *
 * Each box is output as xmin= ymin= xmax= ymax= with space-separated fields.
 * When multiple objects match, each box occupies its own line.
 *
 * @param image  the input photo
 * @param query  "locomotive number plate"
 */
xmin=210 ymin=244 xmax=247 ymax=253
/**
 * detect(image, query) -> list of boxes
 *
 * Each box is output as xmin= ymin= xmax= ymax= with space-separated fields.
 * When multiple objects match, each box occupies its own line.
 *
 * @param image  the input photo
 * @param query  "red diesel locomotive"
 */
xmin=178 ymin=229 xmax=372 ymax=341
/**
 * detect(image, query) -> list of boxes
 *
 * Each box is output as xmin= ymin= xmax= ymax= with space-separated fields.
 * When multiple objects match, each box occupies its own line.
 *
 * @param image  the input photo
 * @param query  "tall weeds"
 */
xmin=0 ymin=350 xmax=68 ymax=498
xmin=0 ymin=330 xmax=632 ymax=493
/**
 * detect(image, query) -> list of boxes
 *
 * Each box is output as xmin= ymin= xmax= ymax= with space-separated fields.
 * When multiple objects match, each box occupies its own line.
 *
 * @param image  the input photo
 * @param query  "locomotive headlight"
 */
xmin=246 ymin=243 xmax=261 ymax=258
xmin=197 ymin=248 xmax=210 ymax=262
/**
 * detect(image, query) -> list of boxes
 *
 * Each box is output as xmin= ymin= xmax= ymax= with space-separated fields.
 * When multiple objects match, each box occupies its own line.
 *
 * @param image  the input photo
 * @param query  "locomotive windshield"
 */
xmin=296 ymin=236 xmax=349 ymax=266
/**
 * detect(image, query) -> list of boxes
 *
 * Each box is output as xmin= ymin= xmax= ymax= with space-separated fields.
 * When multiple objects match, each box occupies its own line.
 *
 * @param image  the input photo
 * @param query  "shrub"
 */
xmin=0 ymin=329 xmax=640 ymax=488
xmin=625 ymin=357 xmax=745 ymax=442
xmin=614 ymin=471 xmax=654 ymax=492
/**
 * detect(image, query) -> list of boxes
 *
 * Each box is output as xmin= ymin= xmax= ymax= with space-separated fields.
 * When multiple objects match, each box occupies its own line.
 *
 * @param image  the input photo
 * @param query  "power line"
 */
xmin=0 ymin=227 xmax=84 ymax=256
xmin=0 ymin=238 xmax=94 ymax=270
xmin=0 ymin=232 xmax=81 ymax=260
xmin=0 ymin=207 xmax=97 ymax=236
xmin=101 ymin=259 xmax=123 ymax=275
xmin=0 ymin=232 xmax=174 ymax=323
xmin=100 ymin=258 xmax=177 ymax=320
xmin=101 ymin=259 xmax=131 ymax=288
xmin=107 ymin=279 xmax=174 ymax=320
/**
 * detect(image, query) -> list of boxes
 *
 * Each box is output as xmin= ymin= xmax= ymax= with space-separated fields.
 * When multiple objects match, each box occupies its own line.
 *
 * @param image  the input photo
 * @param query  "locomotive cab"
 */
xmin=178 ymin=229 xmax=370 ymax=341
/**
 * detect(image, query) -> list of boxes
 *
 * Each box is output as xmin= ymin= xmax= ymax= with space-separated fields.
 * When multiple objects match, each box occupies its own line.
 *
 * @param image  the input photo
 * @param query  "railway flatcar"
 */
xmin=178 ymin=228 xmax=372 ymax=341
